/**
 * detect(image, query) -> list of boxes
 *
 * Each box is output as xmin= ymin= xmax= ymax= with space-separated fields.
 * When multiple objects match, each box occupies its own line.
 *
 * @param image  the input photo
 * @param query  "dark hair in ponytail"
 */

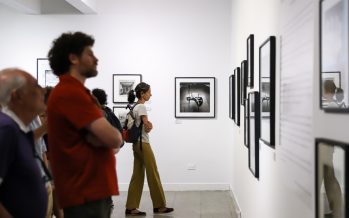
xmin=127 ymin=82 xmax=150 ymax=104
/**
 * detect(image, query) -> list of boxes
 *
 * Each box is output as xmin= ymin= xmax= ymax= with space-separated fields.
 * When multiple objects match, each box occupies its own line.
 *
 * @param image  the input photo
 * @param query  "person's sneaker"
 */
xmin=125 ymin=208 xmax=146 ymax=216
xmin=153 ymin=207 xmax=174 ymax=214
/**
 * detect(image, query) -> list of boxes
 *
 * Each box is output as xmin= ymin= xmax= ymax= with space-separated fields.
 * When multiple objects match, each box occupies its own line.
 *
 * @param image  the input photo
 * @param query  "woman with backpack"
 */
xmin=125 ymin=82 xmax=174 ymax=216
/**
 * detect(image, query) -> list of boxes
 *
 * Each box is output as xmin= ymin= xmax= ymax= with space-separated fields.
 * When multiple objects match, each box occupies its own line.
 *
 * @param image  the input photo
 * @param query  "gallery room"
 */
xmin=0 ymin=0 xmax=348 ymax=217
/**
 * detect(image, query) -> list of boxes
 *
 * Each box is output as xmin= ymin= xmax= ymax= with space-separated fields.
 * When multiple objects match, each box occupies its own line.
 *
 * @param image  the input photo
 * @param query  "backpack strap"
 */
xmin=129 ymin=103 xmax=144 ymax=151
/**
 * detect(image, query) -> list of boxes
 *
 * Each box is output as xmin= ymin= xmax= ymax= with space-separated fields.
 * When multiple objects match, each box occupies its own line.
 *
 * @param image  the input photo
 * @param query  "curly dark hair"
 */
xmin=92 ymin=88 xmax=107 ymax=106
xmin=127 ymin=82 xmax=150 ymax=103
xmin=48 ymin=32 xmax=94 ymax=76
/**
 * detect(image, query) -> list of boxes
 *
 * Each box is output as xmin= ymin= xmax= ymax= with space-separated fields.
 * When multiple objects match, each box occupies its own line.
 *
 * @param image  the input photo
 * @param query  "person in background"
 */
xmin=335 ymin=88 xmax=346 ymax=108
xmin=0 ymin=68 xmax=48 ymax=218
xmin=47 ymin=31 xmax=123 ymax=218
xmin=125 ymin=82 xmax=174 ymax=216
xmin=323 ymin=80 xmax=338 ymax=108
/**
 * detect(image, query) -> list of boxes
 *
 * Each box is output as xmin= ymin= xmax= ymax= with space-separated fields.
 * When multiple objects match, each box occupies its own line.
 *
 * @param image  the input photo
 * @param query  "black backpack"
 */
xmin=122 ymin=104 xmax=143 ymax=149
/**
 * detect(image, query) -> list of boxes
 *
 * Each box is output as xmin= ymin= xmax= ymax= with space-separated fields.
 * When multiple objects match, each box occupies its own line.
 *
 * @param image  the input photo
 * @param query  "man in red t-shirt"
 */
xmin=47 ymin=32 xmax=123 ymax=218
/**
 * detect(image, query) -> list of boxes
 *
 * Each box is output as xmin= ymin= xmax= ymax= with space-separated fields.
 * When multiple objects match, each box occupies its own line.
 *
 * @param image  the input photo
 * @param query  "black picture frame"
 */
xmin=241 ymin=60 xmax=248 ymax=105
xmin=248 ymin=92 xmax=260 ymax=178
xmin=247 ymin=34 xmax=255 ymax=88
xmin=234 ymin=67 xmax=241 ymax=126
xmin=229 ymin=75 xmax=236 ymax=120
xmin=113 ymin=74 xmax=142 ymax=103
xmin=175 ymin=77 xmax=216 ymax=118
xmin=315 ymin=138 xmax=348 ymax=218
xmin=320 ymin=0 xmax=349 ymax=113
xmin=36 ymin=58 xmax=58 ymax=87
xmin=259 ymin=36 xmax=276 ymax=148
xmin=244 ymin=98 xmax=249 ymax=147
xmin=112 ymin=105 xmax=128 ymax=127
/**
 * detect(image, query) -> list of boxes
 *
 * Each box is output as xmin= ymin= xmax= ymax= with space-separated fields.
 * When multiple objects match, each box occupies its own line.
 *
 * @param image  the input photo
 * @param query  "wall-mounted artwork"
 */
xmin=248 ymin=92 xmax=260 ymax=178
xmin=113 ymin=106 xmax=129 ymax=127
xmin=320 ymin=0 xmax=349 ymax=112
xmin=259 ymin=36 xmax=276 ymax=148
xmin=229 ymin=75 xmax=236 ymax=120
xmin=241 ymin=60 xmax=248 ymax=105
xmin=113 ymin=74 xmax=142 ymax=103
xmin=37 ymin=58 xmax=59 ymax=87
xmin=244 ymin=99 xmax=249 ymax=147
xmin=175 ymin=77 xmax=215 ymax=118
xmin=247 ymin=34 xmax=255 ymax=88
xmin=234 ymin=68 xmax=241 ymax=126
xmin=315 ymin=138 xmax=348 ymax=218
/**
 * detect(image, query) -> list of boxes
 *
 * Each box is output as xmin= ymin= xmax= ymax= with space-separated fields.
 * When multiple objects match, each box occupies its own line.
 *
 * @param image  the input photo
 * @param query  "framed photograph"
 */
xmin=247 ymin=34 xmax=255 ymax=88
xmin=241 ymin=60 xmax=248 ymax=105
xmin=36 ymin=58 xmax=59 ymax=87
xmin=244 ymin=98 xmax=249 ymax=147
xmin=248 ymin=92 xmax=260 ymax=178
xmin=315 ymin=138 xmax=348 ymax=218
xmin=259 ymin=36 xmax=276 ymax=148
xmin=113 ymin=74 xmax=142 ymax=103
xmin=229 ymin=75 xmax=236 ymax=120
xmin=234 ymin=67 xmax=241 ymax=126
xmin=175 ymin=77 xmax=215 ymax=118
xmin=113 ymin=106 xmax=129 ymax=127
xmin=320 ymin=0 xmax=349 ymax=112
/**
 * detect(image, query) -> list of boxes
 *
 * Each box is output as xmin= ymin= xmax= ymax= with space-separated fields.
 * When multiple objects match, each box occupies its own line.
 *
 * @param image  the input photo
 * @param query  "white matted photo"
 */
xmin=37 ymin=58 xmax=59 ymax=87
xmin=113 ymin=74 xmax=142 ymax=103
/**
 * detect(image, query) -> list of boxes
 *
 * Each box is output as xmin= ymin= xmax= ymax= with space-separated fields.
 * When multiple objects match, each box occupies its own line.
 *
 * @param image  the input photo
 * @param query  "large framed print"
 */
xmin=113 ymin=106 xmax=129 ymax=127
xmin=234 ymin=68 xmax=241 ymax=126
xmin=247 ymin=34 xmax=255 ymax=88
xmin=320 ymin=0 xmax=349 ymax=112
xmin=241 ymin=60 xmax=248 ymax=105
xmin=248 ymin=92 xmax=260 ymax=178
xmin=229 ymin=75 xmax=236 ymax=120
xmin=259 ymin=36 xmax=276 ymax=148
xmin=315 ymin=138 xmax=348 ymax=218
xmin=244 ymin=99 xmax=249 ymax=147
xmin=113 ymin=74 xmax=142 ymax=103
xmin=36 ymin=58 xmax=58 ymax=87
xmin=175 ymin=77 xmax=215 ymax=118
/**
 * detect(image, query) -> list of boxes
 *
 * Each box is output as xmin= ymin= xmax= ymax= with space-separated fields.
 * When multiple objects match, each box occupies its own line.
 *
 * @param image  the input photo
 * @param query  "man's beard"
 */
xmin=81 ymin=68 xmax=98 ymax=78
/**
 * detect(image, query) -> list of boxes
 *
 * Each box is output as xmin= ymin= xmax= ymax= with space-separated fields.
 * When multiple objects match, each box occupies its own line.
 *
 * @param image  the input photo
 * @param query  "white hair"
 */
xmin=0 ymin=68 xmax=26 ymax=106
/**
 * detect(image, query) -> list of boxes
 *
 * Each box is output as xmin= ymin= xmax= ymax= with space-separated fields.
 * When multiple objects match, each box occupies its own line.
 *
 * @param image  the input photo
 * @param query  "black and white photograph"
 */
xmin=113 ymin=74 xmax=142 ymax=103
xmin=315 ymin=138 xmax=348 ymax=218
xmin=234 ymin=67 xmax=241 ymax=126
xmin=248 ymin=92 xmax=260 ymax=178
xmin=320 ymin=0 xmax=349 ymax=112
xmin=259 ymin=36 xmax=276 ymax=147
xmin=241 ymin=60 xmax=248 ymax=105
xmin=113 ymin=106 xmax=129 ymax=127
xmin=229 ymin=75 xmax=235 ymax=120
xmin=175 ymin=77 xmax=215 ymax=118
xmin=244 ymin=99 xmax=249 ymax=147
xmin=247 ymin=34 xmax=254 ymax=87
xmin=37 ymin=58 xmax=58 ymax=87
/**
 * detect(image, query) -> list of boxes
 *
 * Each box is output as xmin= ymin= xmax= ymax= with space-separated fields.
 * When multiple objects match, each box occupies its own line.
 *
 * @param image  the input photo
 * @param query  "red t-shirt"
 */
xmin=47 ymin=75 xmax=118 ymax=208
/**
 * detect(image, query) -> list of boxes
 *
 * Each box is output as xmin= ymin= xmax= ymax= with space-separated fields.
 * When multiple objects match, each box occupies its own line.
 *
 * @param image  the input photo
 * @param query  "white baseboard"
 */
xmin=118 ymin=183 xmax=230 ymax=191
xmin=229 ymin=186 xmax=242 ymax=218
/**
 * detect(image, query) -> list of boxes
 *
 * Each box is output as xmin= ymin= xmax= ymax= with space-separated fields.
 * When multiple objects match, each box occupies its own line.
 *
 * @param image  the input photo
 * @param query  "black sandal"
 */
xmin=153 ymin=207 xmax=174 ymax=214
xmin=125 ymin=208 xmax=146 ymax=216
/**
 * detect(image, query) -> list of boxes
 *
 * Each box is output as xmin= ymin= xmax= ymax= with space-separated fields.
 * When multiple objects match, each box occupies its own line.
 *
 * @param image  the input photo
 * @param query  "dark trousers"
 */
xmin=64 ymin=197 xmax=113 ymax=218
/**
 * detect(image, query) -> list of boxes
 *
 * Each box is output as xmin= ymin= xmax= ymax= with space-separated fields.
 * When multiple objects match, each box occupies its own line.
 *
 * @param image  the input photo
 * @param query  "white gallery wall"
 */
xmin=0 ymin=0 xmax=233 ymax=190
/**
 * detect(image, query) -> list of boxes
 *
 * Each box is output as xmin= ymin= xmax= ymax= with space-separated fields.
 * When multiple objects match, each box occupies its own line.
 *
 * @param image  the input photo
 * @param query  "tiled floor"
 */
xmin=111 ymin=191 xmax=238 ymax=218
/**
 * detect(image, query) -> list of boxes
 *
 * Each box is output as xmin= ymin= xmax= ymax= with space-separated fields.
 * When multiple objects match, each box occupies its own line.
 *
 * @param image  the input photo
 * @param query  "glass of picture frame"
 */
xmin=37 ymin=58 xmax=59 ymax=87
xmin=113 ymin=74 xmax=142 ymax=103
xmin=248 ymin=91 xmax=260 ymax=178
xmin=244 ymin=99 xmax=249 ymax=147
xmin=234 ymin=67 xmax=241 ymax=126
xmin=175 ymin=77 xmax=215 ymax=118
xmin=241 ymin=60 xmax=248 ymax=105
xmin=259 ymin=36 xmax=276 ymax=148
xmin=229 ymin=75 xmax=236 ymax=120
xmin=315 ymin=138 xmax=348 ymax=218
xmin=247 ymin=34 xmax=254 ymax=88
xmin=320 ymin=0 xmax=349 ymax=112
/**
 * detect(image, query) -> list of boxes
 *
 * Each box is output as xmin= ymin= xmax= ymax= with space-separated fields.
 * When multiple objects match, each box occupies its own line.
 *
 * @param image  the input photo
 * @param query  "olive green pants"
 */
xmin=126 ymin=142 xmax=166 ymax=209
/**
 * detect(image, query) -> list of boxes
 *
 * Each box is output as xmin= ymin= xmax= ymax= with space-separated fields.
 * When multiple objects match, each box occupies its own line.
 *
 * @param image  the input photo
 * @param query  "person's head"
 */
xmin=127 ymin=82 xmax=151 ymax=103
xmin=0 ymin=68 xmax=45 ymax=125
xmin=48 ymin=31 xmax=98 ymax=78
xmin=92 ymin=88 xmax=107 ymax=106
xmin=336 ymin=88 xmax=344 ymax=102
xmin=323 ymin=80 xmax=337 ymax=98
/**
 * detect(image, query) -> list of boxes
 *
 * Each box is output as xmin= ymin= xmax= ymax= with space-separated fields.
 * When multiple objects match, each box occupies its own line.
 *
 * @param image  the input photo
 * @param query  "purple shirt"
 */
xmin=0 ymin=112 xmax=47 ymax=218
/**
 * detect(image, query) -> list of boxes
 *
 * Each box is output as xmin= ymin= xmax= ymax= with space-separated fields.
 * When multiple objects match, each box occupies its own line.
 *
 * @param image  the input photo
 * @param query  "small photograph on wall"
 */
xmin=113 ymin=106 xmax=129 ymax=127
xmin=175 ymin=77 xmax=215 ymax=118
xmin=229 ymin=75 xmax=236 ymax=120
xmin=244 ymin=99 xmax=249 ymax=147
xmin=247 ymin=34 xmax=255 ymax=87
xmin=259 ymin=36 xmax=276 ymax=148
xmin=37 ymin=58 xmax=59 ymax=87
xmin=234 ymin=67 xmax=241 ymax=126
xmin=315 ymin=138 xmax=348 ymax=218
xmin=248 ymin=91 xmax=260 ymax=178
xmin=320 ymin=0 xmax=349 ymax=112
xmin=241 ymin=60 xmax=248 ymax=105
xmin=113 ymin=74 xmax=142 ymax=103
